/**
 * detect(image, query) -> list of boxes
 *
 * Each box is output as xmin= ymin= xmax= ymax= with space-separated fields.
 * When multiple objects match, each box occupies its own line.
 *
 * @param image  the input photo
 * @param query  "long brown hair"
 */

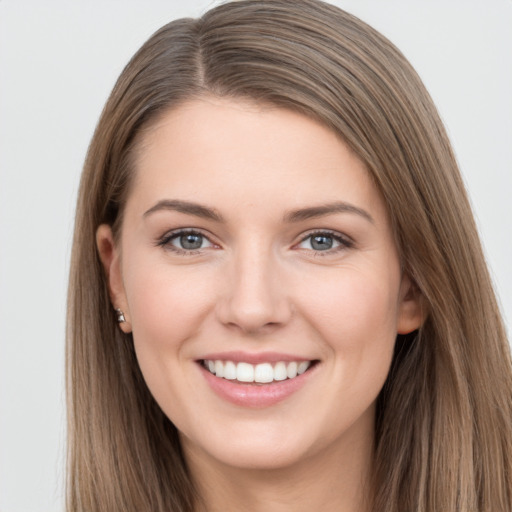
xmin=67 ymin=1 xmax=512 ymax=510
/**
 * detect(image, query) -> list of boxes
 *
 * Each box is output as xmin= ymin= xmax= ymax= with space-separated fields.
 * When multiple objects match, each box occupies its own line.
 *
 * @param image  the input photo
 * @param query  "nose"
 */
xmin=215 ymin=243 xmax=292 ymax=334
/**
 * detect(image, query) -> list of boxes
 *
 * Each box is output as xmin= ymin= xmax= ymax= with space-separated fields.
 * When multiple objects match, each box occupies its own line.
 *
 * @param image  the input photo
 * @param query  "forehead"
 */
xmin=128 ymin=97 xmax=386 ymax=224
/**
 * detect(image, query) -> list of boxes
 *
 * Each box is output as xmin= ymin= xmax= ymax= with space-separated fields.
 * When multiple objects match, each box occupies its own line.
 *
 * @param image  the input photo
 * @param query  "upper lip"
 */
xmin=198 ymin=351 xmax=315 ymax=365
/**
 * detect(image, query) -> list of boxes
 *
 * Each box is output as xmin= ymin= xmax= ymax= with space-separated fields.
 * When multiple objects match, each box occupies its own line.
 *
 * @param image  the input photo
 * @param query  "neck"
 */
xmin=184 ymin=423 xmax=374 ymax=512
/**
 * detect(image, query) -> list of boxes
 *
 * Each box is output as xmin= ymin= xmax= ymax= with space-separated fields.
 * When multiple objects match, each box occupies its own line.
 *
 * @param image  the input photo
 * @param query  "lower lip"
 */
xmin=198 ymin=363 xmax=316 ymax=408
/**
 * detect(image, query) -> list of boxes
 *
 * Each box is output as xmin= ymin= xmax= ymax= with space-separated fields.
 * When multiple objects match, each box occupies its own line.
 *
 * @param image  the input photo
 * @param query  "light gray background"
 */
xmin=1 ymin=1 xmax=511 ymax=510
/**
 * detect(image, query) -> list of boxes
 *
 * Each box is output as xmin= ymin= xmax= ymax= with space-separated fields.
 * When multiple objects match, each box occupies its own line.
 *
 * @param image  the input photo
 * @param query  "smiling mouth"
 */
xmin=201 ymin=359 xmax=317 ymax=384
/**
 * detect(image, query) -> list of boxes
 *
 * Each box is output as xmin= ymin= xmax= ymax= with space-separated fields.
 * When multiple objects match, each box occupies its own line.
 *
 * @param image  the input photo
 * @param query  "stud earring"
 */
xmin=115 ymin=308 xmax=126 ymax=323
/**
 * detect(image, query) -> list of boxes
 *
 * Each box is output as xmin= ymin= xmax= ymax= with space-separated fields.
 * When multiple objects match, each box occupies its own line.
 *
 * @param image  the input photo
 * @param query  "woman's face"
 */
xmin=98 ymin=97 xmax=422 ymax=472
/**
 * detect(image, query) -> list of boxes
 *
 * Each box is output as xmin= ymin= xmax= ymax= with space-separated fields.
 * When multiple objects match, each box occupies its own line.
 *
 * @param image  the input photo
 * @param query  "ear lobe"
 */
xmin=96 ymin=224 xmax=132 ymax=333
xmin=397 ymin=274 xmax=425 ymax=335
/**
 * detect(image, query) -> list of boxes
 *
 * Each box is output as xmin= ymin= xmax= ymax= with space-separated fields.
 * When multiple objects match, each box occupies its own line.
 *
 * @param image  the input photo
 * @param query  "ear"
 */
xmin=96 ymin=224 xmax=132 ymax=333
xmin=396 ymin=274 xmax=425 ymax=335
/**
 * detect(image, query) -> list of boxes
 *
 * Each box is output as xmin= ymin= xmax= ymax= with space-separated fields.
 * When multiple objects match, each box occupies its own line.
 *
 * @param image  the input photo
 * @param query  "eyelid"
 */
xmin=156 ymin=228 xmax=220 ymax=253
xmin=294 ymin=229 xmax=354 ymax=252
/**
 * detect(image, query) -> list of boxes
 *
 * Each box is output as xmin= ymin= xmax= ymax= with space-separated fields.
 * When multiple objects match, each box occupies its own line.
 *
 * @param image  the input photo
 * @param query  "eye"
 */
xmin=158 ymin=230 xmax=215 ymax=253
xmin=175 ymin=232 xmax=208 ymax=250
xmin=296 ymin=231 xmax=352 ymax=253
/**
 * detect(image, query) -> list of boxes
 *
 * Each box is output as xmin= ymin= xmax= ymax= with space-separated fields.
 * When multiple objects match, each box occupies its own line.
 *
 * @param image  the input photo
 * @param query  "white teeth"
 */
xmin=237 ymin=362 xmax=254 ymax=382
xmin=297 ymin=361 xmax=310 ymax=375
xmin=214 ymin=360 xmax=224 ymax=378
xmin=273 ymin=362 xmax=287 ymax=381
xmin=287 ymin=361 xmax=298 ymax=379
xmin=204 ymin=359 xmax=312 ymax=383
xmin=224 ymin=361 xmax=237 ymax=380
xmin=254 ymin=363 xmax=274 ymax=383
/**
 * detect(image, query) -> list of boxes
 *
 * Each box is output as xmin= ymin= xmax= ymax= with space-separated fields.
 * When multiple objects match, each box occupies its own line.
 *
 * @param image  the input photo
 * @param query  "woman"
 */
xmin=67 ymin=0 xmax=512 ymax=510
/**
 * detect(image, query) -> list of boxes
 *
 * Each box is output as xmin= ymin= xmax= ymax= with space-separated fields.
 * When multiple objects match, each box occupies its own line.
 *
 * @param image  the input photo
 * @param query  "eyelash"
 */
xmin=296 ymin=230 xmax=354 ymax=256
xmin=156 ymin=229 xmax=354 ymax=256
xmin=156 ymin=229 xmax=215 ymax=255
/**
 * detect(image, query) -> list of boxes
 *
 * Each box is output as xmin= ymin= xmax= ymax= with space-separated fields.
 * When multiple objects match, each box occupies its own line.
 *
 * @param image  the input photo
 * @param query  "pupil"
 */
xmin=311 ymin=235 xmax=333 ymax=250
xmin=180 ymin=233 xmax=202 ymax=250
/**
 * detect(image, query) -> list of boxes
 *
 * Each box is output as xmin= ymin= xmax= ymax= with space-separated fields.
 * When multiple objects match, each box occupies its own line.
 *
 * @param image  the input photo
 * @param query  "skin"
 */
xmin=97 ymin=97 xmax=423 ymax=512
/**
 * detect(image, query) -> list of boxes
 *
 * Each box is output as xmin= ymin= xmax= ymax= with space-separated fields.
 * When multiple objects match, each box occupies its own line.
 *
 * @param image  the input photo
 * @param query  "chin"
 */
xmin=179 ymin=415 xmax=346 ymax=473
xmin=188 ymin=437 xmax=314 ymax=472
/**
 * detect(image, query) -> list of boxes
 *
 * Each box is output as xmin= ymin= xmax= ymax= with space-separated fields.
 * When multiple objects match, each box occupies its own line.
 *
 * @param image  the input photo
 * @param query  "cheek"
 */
xmin=303 ymin=270 xmax=399 ymax=340
xmin=298 ymin=268 xmax=400 ymax=389
xmin=125 ymin=262 xmax=214 ymax=342
xmin=122 ymin=260 xmax=217 ymax=422
xmin=122 ymin=259 xmax=218 ymax=398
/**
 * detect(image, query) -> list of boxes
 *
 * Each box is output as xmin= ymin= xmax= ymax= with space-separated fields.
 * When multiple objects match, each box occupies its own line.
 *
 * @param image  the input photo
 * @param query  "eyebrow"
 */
xmin=283 ymin=201 xmax=374 ymax=224
xmin=143 ymin=199 xmax=374 ymax=225
xmin=143 ymin=199 xmax=224 ymax=222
